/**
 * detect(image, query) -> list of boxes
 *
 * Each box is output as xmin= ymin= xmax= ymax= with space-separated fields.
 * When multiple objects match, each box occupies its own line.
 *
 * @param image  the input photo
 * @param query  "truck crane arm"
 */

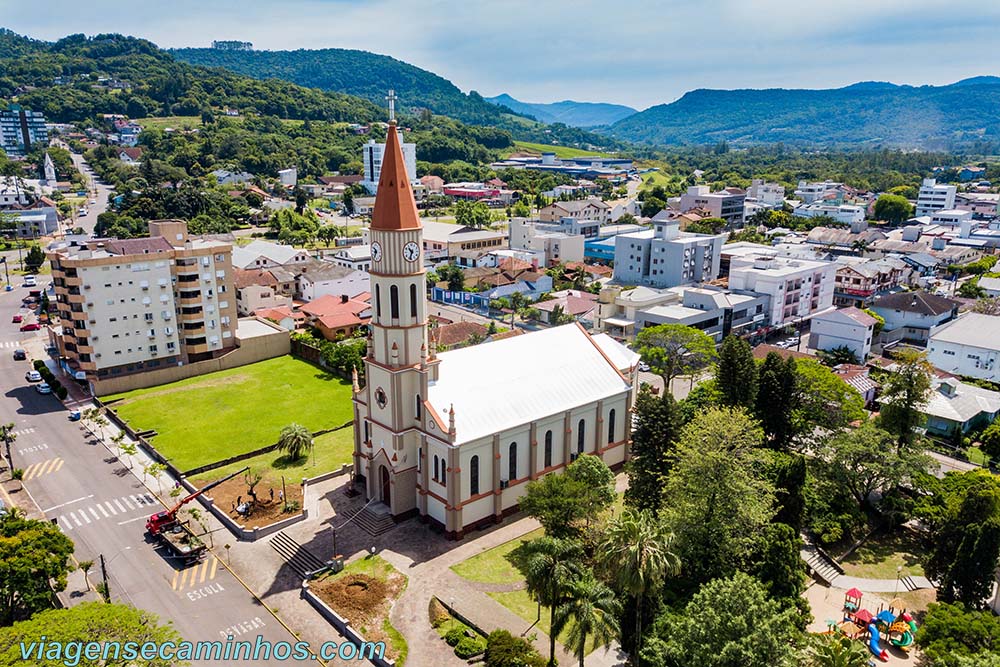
xmin=146 ymin=465 xmax=250 ymax=535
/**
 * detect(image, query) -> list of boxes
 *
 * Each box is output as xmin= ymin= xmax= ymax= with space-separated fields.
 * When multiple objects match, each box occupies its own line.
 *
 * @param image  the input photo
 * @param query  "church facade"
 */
xmin=352 ymin=122 xmax=639 ymax=538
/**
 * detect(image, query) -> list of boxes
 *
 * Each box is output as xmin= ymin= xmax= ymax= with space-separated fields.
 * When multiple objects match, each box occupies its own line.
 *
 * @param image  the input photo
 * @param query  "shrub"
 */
xmin=444 ymin=627 xmax=465 ymax=647
xmin=55 ymin=386 xmax=68 ymax=400
xmin=32 ymin=359 xmax=45 ymax=371
xmin=485 ymin=629 xmax=547 ymax=667
xmin=454 ymin=636 xmax=486 ymax=659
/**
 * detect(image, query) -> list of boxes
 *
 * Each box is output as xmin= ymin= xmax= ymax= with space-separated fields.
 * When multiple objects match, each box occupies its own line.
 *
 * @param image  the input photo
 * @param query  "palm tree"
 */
xmin=807 ymin=634 xmax=869 ymax=667
xmin=598 ymin=508 xmax=681 ymax=658
xmin=277 ymin=423 xmax=313 ymax=462
xmin=552 ymin=572 xmax=621 ymax=667
xmin=514 ymin=537 xmax=583 ymax=666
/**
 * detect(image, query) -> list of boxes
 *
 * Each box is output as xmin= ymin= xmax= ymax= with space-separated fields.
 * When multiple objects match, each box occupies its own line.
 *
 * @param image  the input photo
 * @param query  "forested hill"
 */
xmin=0 ymin=30 xmax=384 ymax=123
xmin=606 ymin=79 xmax=1000 ymax=150
xmin=169 ymin=45 xmax=623 ymax=150
xmin=485 ymin=93 xmax=637 ymax=128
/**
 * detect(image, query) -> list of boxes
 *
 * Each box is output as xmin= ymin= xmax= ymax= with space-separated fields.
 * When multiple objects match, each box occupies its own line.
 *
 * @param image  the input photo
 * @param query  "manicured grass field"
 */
xmin=188 ymin=427 xmax=354 ymax=489
xmin=105 ymin=356 xmax=354 ymax=471
xmin=839 ymin=528 xmax=927 ymax=580
xmin=449 ymin=528 xmax=543 ymax=584
xmin=511 ymin=141 xmax=609 ymax=159
xmin=135 ymin=116 xmax=202 ymax=130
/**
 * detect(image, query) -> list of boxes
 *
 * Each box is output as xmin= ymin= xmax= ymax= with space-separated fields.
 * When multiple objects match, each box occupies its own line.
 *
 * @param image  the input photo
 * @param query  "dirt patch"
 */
xmin=201 ymin=475 xmax=303 ymax=527
xmin=312 ymin=563 xmax=407 ymax=660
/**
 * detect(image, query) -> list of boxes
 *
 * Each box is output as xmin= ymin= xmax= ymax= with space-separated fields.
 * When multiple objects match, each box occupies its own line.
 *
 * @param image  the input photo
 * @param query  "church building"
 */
xmin=352 ymin=121 xmax=639 ymax=538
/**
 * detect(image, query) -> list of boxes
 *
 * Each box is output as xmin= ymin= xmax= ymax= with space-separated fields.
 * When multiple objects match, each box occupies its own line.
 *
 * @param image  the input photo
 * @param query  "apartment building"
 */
xmin=612 ymin=219 xmax=726 ymax=288
xmin=0 ymin=105 xmax=47 ymax=158
xmin=678 ymin=185 xmax=746 ymax=228
xmin=794 ymin=203 xmax=865 ymax=225
xmin=726 ymin=250 xmax=836 ymax=326
xmin=916 ymin=178 xmax=957 ymax=217
xmin=48 ymin=220 xmax=237 ymax=382
xmin=361 ymin=133 xmax=417 ymax=194
xmin=794 ymin=180 xmax=842 ymax=204
xmin=747 ymin=179 xmax=786 ymax=207
xmin=508 ymin=218 xmax=588 ymax=265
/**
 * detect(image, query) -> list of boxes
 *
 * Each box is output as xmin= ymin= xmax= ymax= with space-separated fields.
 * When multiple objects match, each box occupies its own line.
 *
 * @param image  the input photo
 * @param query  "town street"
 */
xmin=0 ymin=285 xmax=318 ymax=666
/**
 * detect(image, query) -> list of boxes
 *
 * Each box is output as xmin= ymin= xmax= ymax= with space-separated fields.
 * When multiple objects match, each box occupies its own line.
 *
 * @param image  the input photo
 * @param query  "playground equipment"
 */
xmin=843 ymin=588 xmax=862 ymax=614
xmin=888 ymin=612 xmax=917 ymax=651
xmin=867 ymin=624 xmax=890 ymax=662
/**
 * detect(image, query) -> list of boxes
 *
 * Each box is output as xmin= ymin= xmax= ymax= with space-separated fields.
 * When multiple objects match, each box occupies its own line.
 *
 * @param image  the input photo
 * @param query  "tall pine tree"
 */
xmin=625 ymin=387 xmax=680 ymax=511
xmin=755 ymin=352 xmax=798 ymax=450
xmin=716 ymin=335 xmax=758 ymax=409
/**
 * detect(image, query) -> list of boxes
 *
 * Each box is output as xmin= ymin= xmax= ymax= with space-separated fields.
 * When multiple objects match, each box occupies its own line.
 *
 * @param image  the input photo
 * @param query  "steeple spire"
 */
xmin=370 ymin=114 xmax=421 ymax=231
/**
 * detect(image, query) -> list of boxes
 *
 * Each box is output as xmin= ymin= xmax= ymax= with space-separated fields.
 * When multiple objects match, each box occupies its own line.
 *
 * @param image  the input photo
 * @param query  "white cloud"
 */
xmin=5 ymin=0 xmax=1000 ymax=109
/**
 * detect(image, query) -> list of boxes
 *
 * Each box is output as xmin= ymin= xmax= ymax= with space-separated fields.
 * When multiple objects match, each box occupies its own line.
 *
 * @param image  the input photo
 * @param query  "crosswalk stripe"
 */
xmin=43 ymin=459 xmax=57 ymax=475
xmin=122 ymin=496 xmax=135 ymax=510
xmin=209 ymin=557 xmax=217 ymax=580
xmin=80 ymin=510 xmax=91 ymax=524
xmin=58 ymin=516 xmax=73 ymax=531
xmin=198 ymin=559 xmax=209 ymax=584
xmin=71 ymin=512 xmax=81 ymax=527
xmin=22 ymin=463 xmax=36 ymax=480
xmin=171 ymin=570 xmax=179 ymax=591
xmin=88 ymin=507 xmax=99 ymax=521
xmin=97 ymin=504 xmax=109 ymax=518
xmin=104 ymin=502 xmax=117 ymax=515
xmin=52 ymin=459 xmax=64 ymax=473
xmin=113 ymin=499 xmax=126 ymax=512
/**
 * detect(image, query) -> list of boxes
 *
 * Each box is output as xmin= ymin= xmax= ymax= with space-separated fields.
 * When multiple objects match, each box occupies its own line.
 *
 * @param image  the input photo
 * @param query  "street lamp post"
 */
xmin=98 ymin=546 xmax=132 ymax=603
xmin=893 ymin=565 xmax=903 ymax=598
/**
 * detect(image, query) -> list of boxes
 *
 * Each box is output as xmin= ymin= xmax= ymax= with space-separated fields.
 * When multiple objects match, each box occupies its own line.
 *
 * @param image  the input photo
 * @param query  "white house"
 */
xmin=807 ymin=307 xmax=877 ymax=360
xmin=794 ymin=203 xmax=865 ymax=225
xmin=920 ymin=377 xmax=1000 ymax=437
xmin=297 ymin=261 xmax=370 ymax=302
xmin=979 ymin=277 xmax=1000 ymax=298
xmin=330 ymin=244 xmax=373 ymax=273
xmin=927 ymin=313 xmax=1000 ymax=382
xmin=916 ymin=178 xmax=957 ymax=217
xmin=278 ymin=167 xmax=298 ymax=187
xmin=870 ymin=291 xmax=960 ymax=346
xmin=231 ymin=240 xmax=311 ymax=270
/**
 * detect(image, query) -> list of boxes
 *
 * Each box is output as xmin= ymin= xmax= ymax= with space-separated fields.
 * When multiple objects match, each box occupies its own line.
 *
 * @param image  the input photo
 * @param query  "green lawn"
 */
xmin=105 ymin=356 xmax=354 ymax=471
xmin=839 ymin=528 xmax=928 ymax=580
xmin=967 ymin=445 xmax=988 ymax=466
xmin=188 ymin=427 xmax=354 ymax=489
xmin=135 ymin=116 xmax=202 ymax=130
xmin=639 ymin=169 xmax=672 ymax=190
xmin=511 ymin=141 xmax=609 ymax=159
xmin=450 ymin=528 xmax=543 ymax=584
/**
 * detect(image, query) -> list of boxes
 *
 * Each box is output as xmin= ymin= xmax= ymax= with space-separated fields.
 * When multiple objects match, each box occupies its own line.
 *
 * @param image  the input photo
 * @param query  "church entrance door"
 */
xmin=379 ymin=465 xmax=391 ymax=507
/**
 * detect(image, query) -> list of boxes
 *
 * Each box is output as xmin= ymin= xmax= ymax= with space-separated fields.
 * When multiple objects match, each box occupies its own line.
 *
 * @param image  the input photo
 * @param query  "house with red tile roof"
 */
xmin=254 ymin=305 xmax=304 ymax=331
xmin=534 ymin=289 xmax=599 ymax=325
xmin=234 ymin=268 xmax=293 ymax=316
xmin=300 ymin=293 xmax=372 ymax=340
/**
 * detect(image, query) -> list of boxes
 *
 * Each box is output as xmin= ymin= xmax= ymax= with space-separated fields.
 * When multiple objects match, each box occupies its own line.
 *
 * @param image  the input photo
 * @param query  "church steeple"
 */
xmin=371 ymin=121 xmax=421 ymax=232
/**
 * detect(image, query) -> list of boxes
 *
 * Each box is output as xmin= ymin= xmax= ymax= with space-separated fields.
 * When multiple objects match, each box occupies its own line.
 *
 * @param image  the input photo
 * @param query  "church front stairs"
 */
xmin=353 ymin=502 xmax=397 ymax=537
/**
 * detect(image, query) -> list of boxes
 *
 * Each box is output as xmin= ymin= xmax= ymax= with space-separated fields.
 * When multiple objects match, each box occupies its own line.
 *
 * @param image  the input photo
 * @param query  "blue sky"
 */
xmin=6 ymin=0 xmax=1000 ymax=109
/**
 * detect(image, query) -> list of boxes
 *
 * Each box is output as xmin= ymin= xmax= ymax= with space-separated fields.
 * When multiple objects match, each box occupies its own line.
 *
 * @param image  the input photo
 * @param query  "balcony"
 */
xmin=64 ymin=275 xmax=82 ymax=288
xmin=176 ymin=274 xmax=199 ymax=284
xmin=178 ymin=293 xmax=202 ymax=306
xmin=182 ymin=323 xmax=206 ymax=335
xmin=66 ymin=292 xmax=85 ymax=305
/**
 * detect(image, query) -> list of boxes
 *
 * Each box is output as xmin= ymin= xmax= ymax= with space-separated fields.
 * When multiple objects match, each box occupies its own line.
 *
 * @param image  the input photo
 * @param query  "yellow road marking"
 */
xmin=171 ymin=570 xmax=179 ymax=591
xmin=208 ymin=557 xmax=217 ymax=580
xmin=23 ymin=458 xmax=63 ymax=480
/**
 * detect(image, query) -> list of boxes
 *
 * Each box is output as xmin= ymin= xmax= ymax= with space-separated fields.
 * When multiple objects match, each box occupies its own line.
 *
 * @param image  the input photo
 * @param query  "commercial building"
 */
xmin=807 ymin=307 xmax=877 ymax=361
xmin=417 ymin=220 xmax=505 ymax=261
xmin=678 ymin=185 xmax=745 ymax=228
xmin=726 ymin=248 xmax=836 ymax=327
xmin=508 ymin=218 xmax=587 ymax=266
xmin=636 ymin=287 xmax=768 ymax=343
xmin=930 ymin=209 xmax=974 ymax=227
xmin=832 ymin=258 xmax=909 ymax=307
xmin=747 ymin=179 xmax=786 ymax=207
xmin=612 ymin=219 xmax=726 ymax=288
xmin=0 ymin=105 xmax=47 ymax=158
xmin=794 ymin=180 xmax=842 ymax=204
xmin=794 ymin=203 xmax=865 ymax=225
xmin=927 ymin=313 xmax=1000 ymax=382
xmin=361 ymin=133 xmax=417 ymax=194
xmin=48 ymin=220 xmax=238 ymax=384
xmin=916 ymin=178 xmax=957 ymax=217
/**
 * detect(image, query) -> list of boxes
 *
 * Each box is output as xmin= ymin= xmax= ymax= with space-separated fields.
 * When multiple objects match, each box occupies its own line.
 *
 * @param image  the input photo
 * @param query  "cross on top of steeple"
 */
xmin=386 ymin=89 xmax=397 ymax=123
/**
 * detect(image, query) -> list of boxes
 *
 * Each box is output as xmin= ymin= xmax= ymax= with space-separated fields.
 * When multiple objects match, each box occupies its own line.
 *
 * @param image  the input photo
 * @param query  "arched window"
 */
xmin=433 ymin=455 xmax=438 ymax=482
xmin=544 ymin=430 xmax=553 ymax=468
xmin=577 ymin=418 xmax=586 ymax=454
xmin=508 ymin=442 xmax=517 ymax=481
xmin=390 ymin=285 xmax=399 ymax=319
xmin=415 ymin=394 xmax=422 ymax=421
xmin=363 ymin=421 xmax=369 ymax=442
xmin=417 ymin=447 xmax=422 ymax=473
xmin=375 ymin=285 xmax=381 ymax=318
xmin=470 ymin=455 xmax=480 ymax=496
xmin=607 ymin=409 xmax=616 ymax=444
xmin=410 ymin=283 xmax=417 ymax=318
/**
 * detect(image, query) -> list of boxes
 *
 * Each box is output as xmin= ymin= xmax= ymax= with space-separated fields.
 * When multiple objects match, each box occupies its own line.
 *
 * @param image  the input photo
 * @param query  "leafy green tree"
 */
xmin=564 ymin=454 xmax=615 ymax=525
xmin=597 ymin=508 xmax=680 ymax=658
xmin=873 ymin=194 xmax=913 ymax=224
xmin=805 ymin=634 xmax=870 ymax=667
xmin=24 ymin=245 xmax=45 ymax=272
xmin=0 ymin=602 xmax=182 ymax=666
xmin=635 ymin=323 xmax=717 ymax=388
xmin=454 ymin=199 xmax=491 ymax=228
xmin=625 ymin=388 xmax=680 ymax=511
xmin=641 ymin=572 xmax=798 ymax=667
xmin=917 ymin=601 xmax=1000 ymax=667
xmin=980 ymin=421 xmax=1000 ymax=460
xmin=664 ymin=407 xmax=773 ymax=586
xmin=510 ymin=199 xmax=531 ymax=218
xmin=715 ymin=335 xmax=757 ymax=409
xmin=817 ymin=345 xmax=860 ymax=366
xmin=755 ymin=352 xmax=798 ymax=449
xmin=519 ymin=454 xmax=614 ymax=539
xmin=877 ymin=349 xmax=933 ymax=449
xmin=552 ymin=572 xmax=620 ymax=667
xmin=863 ymin=308 xmax=885 ymax=335
xmin=926 ymin=473 xmax=1000 ymax=608
xmin=0 ymin=515 xmax=75 ymax=625
xmin=793 ymin=359 xmax=865 ymax=434
xmin=277 ymin=423 xmax=313 ymax=461
xmin=817 ymin=421 xmax=931 ymax=510
xmin=752 ymin=523 xmax=811 ymax=630
xmin=483 ymin=630 xmax=546 ymax=667
xmin=510 ymin=537 xmax=582 ymax=666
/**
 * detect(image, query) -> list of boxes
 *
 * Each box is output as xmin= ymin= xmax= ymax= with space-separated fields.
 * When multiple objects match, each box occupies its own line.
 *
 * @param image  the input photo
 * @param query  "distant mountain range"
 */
xmin=169 ymin=47 xmax=621 ymax=149
xmin=483 ymin=93 xmax=636 ymax=128
xmin=605 ymin=78 xmax=1000 ymax=149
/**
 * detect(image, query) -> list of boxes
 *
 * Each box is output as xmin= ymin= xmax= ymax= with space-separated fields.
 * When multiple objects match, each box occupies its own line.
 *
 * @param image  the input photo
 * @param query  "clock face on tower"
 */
xmin=370 ymin=242 xmax=383 ymax=262
xmin=402 ymin=241 xmax=420 ymax=262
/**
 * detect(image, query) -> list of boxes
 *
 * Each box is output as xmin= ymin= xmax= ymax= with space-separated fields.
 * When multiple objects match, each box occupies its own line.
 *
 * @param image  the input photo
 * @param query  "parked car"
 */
xmin=25 ymin=370 xmax=41 ymax=382
xmin=23 ymin=276 xmax=36 ymax=287
xmin=36 ymin=382 xmax=52 ymax=394
xmin=68 ymin=410 xmax=82 ymax=421
xmin=638 ymin=361 xmax=650 ymax=372
xmin=11 ymin=314 xmax=22 ymax=324
xmin=0 ymin=498 xmax=7 ymax=518
xmin=12 ymin=349 xmax=26 ymax=361
xmin=19 ymin=322 xmax=41 ymax=332
xmin=89 ymin=199 xmax=96 ymax=205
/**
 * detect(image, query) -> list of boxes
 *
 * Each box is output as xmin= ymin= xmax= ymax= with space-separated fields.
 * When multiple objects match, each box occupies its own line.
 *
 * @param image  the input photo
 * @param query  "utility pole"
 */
xmin=99 ymin=553 xmax=110 ymax=603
